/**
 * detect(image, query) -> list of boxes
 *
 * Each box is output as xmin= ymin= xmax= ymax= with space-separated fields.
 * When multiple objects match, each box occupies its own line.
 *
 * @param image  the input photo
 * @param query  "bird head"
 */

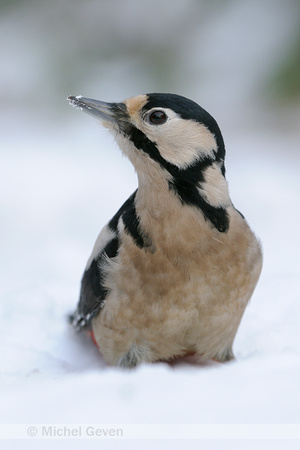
xmin=68 ymin=93 xmax=230 ymax=231
xmin=68 ymin=93 xmax=225 ymax=168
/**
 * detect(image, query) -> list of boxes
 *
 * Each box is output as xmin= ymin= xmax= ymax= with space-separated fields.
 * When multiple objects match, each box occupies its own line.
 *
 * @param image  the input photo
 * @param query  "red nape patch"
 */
xmin=87 ymin=330 xmax=99 ymax=348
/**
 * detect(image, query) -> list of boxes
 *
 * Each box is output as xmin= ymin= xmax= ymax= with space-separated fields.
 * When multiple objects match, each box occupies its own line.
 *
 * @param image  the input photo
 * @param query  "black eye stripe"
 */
xmin=148 ymin=110 xmax=167 ymax=125
xmin=128 ymin=126 xmax=228 ymax=232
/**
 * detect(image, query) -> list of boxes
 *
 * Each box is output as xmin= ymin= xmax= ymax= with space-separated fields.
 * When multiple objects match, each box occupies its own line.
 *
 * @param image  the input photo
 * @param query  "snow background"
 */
xmin=1 ymin=1 xmax=300 ymax=449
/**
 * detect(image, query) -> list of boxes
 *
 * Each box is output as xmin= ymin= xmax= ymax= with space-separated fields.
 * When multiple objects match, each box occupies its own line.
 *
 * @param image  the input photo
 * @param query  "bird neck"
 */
xmin=135 ymin=158 xmax=231 ymax=234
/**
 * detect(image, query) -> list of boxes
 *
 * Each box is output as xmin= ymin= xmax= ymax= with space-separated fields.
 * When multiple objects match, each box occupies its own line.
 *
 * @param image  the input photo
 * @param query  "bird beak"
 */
xmin=68 ymin=95 xmax=128 ymax=129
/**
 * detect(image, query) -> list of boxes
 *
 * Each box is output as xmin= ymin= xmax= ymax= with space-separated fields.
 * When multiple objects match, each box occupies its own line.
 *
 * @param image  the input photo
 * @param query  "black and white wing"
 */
xmin=70 ymin=190 xmax=137 ymax=331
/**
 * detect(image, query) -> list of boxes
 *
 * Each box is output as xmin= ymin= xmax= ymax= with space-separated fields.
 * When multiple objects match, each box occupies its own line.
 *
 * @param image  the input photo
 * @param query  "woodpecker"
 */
xmin=68 ymin=93 xmax=262 ymax=368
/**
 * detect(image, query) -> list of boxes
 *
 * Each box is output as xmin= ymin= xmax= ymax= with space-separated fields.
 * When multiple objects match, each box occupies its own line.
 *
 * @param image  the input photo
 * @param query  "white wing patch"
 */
xmin=85 ymin=224 xmax=116 ymax=270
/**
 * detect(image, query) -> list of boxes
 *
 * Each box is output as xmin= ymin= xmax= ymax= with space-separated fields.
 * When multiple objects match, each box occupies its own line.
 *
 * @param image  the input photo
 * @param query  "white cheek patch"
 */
xmin=197 ymin=163 xmax=231 ymax=207
xmin=141 ymin=112 xmax=217 ymax=169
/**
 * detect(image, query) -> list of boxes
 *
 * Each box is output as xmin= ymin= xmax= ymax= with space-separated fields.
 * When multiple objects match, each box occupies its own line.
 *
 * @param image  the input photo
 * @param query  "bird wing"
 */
xmin=70 ymin=190 xmax=137 ymax=330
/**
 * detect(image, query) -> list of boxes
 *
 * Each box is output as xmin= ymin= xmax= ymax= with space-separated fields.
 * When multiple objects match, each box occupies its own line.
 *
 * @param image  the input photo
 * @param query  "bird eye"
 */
xmin=148 ymin=110 xmax=167 ymax=125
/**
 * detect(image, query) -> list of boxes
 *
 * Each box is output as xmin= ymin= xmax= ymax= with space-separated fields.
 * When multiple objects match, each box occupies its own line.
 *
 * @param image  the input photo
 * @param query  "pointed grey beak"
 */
xmin=68 ymin=96 xmax=129 ymax=129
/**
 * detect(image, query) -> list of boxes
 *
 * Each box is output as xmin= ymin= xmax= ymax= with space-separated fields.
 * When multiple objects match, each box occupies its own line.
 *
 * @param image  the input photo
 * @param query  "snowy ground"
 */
xmin=1 ymin=105 xmax=300 ymax=449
